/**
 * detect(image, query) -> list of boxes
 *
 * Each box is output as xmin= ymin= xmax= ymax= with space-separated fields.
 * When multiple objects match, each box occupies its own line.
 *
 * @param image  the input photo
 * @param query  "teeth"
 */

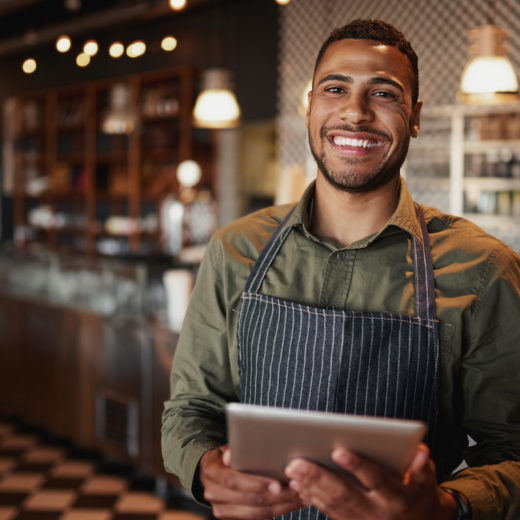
xmin=332 ymin=136 xmax=376 ymax=148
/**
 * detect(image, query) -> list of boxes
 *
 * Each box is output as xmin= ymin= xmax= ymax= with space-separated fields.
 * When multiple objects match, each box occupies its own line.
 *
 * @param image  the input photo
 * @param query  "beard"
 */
xmin=308 ymin=125 xmax=410 ymax=194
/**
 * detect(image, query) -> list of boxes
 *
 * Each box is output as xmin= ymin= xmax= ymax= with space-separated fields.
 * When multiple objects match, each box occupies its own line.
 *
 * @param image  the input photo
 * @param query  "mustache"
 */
xmin=321 ymin=125 xmax=391 ymax=142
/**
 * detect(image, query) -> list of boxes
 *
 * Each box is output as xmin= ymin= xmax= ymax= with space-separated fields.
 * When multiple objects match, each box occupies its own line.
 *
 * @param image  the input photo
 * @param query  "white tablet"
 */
xmin=226 ymin=403 xmax=427 ymax=483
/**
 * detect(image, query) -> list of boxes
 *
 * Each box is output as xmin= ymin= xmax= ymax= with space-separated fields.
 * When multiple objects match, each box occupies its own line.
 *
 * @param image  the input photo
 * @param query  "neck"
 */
xmin=311 ymin=174 xmax=401 ymax=247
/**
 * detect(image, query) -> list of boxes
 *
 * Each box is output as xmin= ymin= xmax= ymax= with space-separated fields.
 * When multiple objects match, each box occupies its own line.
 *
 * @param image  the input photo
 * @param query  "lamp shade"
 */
xmin=459 ymin=24 xmax=519 ymax=104
xmin=193 ymin=69 xmax=241 ymax=128
xmin=102 ymin=83 xmax=136 ymax=134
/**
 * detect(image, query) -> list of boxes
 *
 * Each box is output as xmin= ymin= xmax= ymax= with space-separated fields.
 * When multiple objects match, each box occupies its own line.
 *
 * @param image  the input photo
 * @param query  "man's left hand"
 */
xmin=285 ymin=443 xmax=457 ymax=520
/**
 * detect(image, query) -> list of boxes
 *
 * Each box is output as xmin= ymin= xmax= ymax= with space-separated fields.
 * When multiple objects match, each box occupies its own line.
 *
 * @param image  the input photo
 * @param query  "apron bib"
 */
xmin=237 ymin=204 xmax=440 ymax=520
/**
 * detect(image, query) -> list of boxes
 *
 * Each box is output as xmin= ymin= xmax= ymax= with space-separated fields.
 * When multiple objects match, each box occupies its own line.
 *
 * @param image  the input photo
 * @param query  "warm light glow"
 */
xmin=109 ymin=42 xmax=125 ymax=58
xmin=161 ymin=36 xmax=178 ymax=52
xmin=193 ymin=90 xmax=241 ymax=128
xmin=459 ymin=24 xmax=519 ymax=103
xmin=126 ymin=40 xmax=146 ymax=58
xmin=193 ymin=69 xmax=241 ymax=128
xmin=76 ymin=52 xmax=91 ymax=67
xmin=275 ymin=0 xmax=291 ymax=4
xmin=22 ymin=58 xmax=37 ymax=74
xmin=169 ymin=0 xmax=187 ymax=10
xmin=177 ymin=160 xmax=202 ymax=188
xmin=461 ymin=56 xmax=519 ymax=94
xmin=83 ymin=39 xmax=98 ymax=56
xmin=56 ymin=35 xmax=71 ymax=53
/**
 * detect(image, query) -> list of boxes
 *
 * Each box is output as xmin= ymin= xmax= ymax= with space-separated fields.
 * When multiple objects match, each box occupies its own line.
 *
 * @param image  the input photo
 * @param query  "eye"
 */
xmin=373 ymin=90 xmax=396 ymax=99
xmin=324 ymin=85 xmax=345 ymax=94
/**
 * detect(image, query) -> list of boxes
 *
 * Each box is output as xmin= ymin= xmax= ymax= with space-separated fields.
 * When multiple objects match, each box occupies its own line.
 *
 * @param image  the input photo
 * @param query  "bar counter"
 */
xmin=0 ymin=245 xmax=199 ymax=484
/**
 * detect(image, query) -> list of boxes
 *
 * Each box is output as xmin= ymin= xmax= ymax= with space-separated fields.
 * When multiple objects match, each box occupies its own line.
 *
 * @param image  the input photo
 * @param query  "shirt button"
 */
xmin=338 ymin=252 xmax=345 ymax=260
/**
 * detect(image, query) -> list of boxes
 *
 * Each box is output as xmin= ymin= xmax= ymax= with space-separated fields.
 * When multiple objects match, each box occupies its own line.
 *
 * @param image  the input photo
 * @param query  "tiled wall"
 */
xmin=277 ymin=0 xmax=520 ymax=171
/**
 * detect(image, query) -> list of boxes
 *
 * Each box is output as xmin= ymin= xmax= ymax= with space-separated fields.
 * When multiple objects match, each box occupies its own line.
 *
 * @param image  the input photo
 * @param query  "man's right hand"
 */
xmin=199 ymin=445 xmax=304 ymax=520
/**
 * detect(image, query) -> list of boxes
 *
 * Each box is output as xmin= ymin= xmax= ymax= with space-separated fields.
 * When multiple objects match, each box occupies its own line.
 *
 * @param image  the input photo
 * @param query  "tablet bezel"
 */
xmin=226 ymin=403 xmax=427 ymax=483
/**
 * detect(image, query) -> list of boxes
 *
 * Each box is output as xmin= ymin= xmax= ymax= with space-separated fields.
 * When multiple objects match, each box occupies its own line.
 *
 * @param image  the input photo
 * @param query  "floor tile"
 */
xmin=42 ymin=478 xmax=85 ymax=491
xmin=158 ymin=513 xmax=206 ymax=520
xmin=0 ymin=474 xmax=44 ymax=492
xmin=0 ymin=436 xmax=38 ymax=450
xmin=23 ymin=448 xmax=64 ymax=463
xmin=72 ymin=495 xmax=118 ymax=509
xmin=51 ymin=462 xmax=95 ymax=479
xmin=114 ymin=492 xmax=164 ymax=513
xmin=0 ymin=460 xmax=16 ymax=476
xmin=23 ymin=490 xmax=77 ymax=511
xmin=15 ymin=512 xmax=62 ymax=520
xmin=81 ymin=476 xmax=126 ymax=495
xmin=59 ymin=511 xmax=112 ymax=520
xmin=0 ymin=507 xmax=17 ymax=520
xmin=0 ymin=493 xmax=29 ymax=507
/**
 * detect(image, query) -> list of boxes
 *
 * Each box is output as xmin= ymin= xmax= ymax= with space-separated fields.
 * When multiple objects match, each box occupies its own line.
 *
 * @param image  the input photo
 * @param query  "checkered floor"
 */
xmin=0 ymin=416 xmax=210 ymax=520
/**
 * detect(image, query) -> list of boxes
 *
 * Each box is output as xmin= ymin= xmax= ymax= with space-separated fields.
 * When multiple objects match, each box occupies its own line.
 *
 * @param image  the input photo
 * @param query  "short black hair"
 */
xmin=313 ymin=19 xmax=419 ymax=105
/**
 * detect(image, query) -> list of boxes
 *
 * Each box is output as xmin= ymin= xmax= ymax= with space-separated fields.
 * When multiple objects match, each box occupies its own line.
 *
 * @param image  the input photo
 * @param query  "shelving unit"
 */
xmin=406 ymin=103 xmax=520 ymax=252
xmin=3 ymin=67 xmax=214 ymax=256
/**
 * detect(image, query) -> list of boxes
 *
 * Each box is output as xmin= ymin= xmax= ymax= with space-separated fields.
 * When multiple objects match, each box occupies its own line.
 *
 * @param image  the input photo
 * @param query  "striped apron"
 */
xmin=237 ymin=204 xmax=440 ymax=520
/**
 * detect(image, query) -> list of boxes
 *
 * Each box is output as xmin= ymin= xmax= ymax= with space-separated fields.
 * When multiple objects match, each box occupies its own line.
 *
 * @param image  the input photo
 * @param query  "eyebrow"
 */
xmin=317 ymin=73 xmax=404 ymax=92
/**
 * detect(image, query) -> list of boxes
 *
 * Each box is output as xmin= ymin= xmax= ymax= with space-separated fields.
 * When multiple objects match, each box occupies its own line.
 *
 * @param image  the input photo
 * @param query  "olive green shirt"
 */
xmin=162 ymin=178 xmax=520 ymax=519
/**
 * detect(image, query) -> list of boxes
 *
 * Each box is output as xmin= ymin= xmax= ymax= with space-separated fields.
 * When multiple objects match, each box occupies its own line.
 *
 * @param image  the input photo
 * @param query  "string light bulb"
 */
xmin=56 ymin=35 xmax=71 ymax=53
xmin=22 ymin=58 xmax=37 ymax=74
xmin=169 ymin=0 xmax=187 ymax=10
xmin=126 ymin=40 xmax=146 ymax=58
xmin=161 ymin=36 xmax=178 ymax=52
xmin=76 ymin=52 xmax=90 ymax=67
xmin=275 ymin=0 xmax=291 ymax=4
xmin=109 ymin=42 xmax=125 ymax=58
xmin=83 ymin=39 xmax=98 ymax=56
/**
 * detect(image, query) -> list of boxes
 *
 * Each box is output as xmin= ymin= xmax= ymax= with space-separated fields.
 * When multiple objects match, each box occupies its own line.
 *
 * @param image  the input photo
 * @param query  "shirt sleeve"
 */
xmin=442 ymin=242 xmax=520 ymax=519
xmin=161 ymin=233 xmax=239 ymax=499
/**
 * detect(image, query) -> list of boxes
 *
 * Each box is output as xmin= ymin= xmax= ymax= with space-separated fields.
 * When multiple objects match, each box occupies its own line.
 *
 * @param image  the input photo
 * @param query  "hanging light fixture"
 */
xmin=193 ymin=68 xmax=241 ymax=128
xmin=459 ymin=24 xmax=519 ymax=104
xmin=102 ymin=83 xmax=136 ymax=134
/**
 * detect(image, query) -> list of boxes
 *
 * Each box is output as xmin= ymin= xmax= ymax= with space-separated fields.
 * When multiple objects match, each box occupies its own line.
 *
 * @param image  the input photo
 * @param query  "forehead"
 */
xmin=315 ymin=38 xmax=413 ymax=90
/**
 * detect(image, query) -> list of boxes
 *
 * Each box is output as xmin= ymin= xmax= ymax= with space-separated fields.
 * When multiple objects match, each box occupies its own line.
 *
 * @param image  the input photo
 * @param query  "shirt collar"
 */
xmin=286 ymin=176 xmax=423 ymax=245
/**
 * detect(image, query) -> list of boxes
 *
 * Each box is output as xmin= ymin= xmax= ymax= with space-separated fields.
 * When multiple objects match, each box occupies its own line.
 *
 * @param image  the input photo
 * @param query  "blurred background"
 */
xmin=1 ymin=0 xmax=520 ymax=517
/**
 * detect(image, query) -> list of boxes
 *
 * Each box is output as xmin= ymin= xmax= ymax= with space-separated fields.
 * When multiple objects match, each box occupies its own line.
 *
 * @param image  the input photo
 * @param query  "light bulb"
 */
xmin=169 ymin=0 xmax=187 ymax=10
xmin=126 ymin=40 xmax=146 ymax=58
xmin=109 ymin=42 xmax=125 ymax=58
xmin=161 ymin=36 xmax=178 ymax=52
xmin=83 ymin=39 xmax=98 ymax=56
xmin=56 ymin=35 xmax=71 ymax=53
xmin=76 ymin=52 xmax=90 ymax=67
xmin=22 ymin=58 xmax=37 ymax=74
xmin=177 ymin=160 xmax=202 ymax=188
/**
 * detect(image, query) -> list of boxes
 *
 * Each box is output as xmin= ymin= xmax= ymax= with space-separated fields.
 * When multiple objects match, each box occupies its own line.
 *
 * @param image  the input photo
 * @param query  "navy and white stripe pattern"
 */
xmin=237 ymin=204 xmax=440 ymax=520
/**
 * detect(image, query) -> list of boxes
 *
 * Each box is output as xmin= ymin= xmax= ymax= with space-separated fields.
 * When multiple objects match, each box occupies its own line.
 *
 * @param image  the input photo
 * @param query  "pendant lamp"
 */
xmin=102 ymin=83 xmax=136 ymax=134
xmin=193 ymin=68 xmax=241 ymax=128
xmin=459 ymin=24 xmax=519 ymax=104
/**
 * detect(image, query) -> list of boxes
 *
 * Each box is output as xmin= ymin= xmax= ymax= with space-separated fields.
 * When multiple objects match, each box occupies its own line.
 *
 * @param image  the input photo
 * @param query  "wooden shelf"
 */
xmin=6 ymin=67 xmax=212 ymax=255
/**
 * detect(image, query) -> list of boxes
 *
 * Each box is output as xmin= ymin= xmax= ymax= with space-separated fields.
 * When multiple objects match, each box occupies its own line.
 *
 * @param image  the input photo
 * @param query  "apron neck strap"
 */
xmin=244 ymin=201 xmax=437 ymax=322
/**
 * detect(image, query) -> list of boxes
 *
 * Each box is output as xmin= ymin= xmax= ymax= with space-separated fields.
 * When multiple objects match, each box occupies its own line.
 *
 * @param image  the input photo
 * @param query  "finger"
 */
xmin=286 ymin=458 xmax=366 ymax=510
xmin=331 ymin=448 xmax=404 ymax=498
xmin=222 ymin=446 xmax=231 ymax=467
xmin=204 ymin=478 xmax=300 ymax=507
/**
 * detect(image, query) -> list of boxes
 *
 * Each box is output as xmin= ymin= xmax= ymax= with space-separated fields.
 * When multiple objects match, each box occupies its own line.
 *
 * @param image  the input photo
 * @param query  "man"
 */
xmin=162 ymin=19 xmax=520 ymax=520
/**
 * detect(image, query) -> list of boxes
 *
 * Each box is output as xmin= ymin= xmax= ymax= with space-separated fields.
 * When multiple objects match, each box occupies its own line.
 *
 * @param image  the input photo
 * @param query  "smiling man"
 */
xmin=162 ymin=19 xmax=520 ymax=520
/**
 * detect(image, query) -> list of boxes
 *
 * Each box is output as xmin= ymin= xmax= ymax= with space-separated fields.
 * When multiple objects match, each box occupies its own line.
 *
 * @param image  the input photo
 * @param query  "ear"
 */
xmin=410 ymin=99 xmax=422 ymax=138
xmin=305 ymin=90 xmax=313 ymax=128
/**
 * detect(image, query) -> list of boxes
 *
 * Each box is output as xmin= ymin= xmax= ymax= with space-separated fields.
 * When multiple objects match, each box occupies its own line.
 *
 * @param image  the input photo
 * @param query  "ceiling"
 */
xmin=0 ymin=0 xmax=219 ymax=57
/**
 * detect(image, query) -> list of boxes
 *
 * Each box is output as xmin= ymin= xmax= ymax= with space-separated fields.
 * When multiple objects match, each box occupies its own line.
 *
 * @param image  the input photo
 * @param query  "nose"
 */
xmin=339 ymin=91 xmax=373 ymax=125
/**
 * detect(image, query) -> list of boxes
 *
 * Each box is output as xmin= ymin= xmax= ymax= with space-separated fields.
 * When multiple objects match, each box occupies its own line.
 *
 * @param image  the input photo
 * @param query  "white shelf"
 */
xmin=464 ymin=140 xmax=520 ymax=154
xmin=464 ymin=177 xmax=520 ymax=191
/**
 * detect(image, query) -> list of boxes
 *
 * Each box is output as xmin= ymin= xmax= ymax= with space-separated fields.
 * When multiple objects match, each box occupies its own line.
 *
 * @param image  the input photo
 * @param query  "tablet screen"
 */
xmin=226 ymin=403 xmax=427 ymax=483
